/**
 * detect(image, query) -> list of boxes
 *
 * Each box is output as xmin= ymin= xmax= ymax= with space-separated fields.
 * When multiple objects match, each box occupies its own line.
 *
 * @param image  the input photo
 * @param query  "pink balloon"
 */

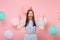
xmin=10 ymin=18 xmax=18 ymax=26
xmin=21 ymin=5 xmax=32 ymax=15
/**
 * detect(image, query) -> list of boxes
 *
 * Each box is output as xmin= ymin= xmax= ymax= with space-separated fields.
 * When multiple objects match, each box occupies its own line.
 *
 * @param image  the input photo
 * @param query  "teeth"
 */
xmin=29 ymin=16 xmax=32 ymax=17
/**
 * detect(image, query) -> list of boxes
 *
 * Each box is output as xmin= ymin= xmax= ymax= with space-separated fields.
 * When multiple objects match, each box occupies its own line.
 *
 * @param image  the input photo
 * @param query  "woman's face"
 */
xmin=28 ymin=11 xmax=33 ymax=20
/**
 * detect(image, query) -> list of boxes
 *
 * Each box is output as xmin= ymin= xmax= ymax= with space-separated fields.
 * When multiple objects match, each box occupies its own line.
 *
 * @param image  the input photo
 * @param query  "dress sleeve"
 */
xmin=22 ymin=20 xmax=26 ymax=27
xmin=36 ymin=20 xmax=40 ymax=27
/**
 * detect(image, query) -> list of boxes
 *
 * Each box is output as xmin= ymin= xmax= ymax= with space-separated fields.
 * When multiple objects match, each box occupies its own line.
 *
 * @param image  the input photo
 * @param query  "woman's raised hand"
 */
xmin=39 ymin=16 xmax=45 ymax=30
xmin=17 ymin=15 xmax=22 ymax=30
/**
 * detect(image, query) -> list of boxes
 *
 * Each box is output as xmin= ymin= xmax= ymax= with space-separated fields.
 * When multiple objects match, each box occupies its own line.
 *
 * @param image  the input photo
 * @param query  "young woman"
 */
xmin=17 ymin=9 xmax=45 ymax=40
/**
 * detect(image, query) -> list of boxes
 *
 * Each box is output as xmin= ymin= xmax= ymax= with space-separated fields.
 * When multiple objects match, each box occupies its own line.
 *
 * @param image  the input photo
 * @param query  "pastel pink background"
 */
xmin=0 ymin=0 xmax=60 ymax=40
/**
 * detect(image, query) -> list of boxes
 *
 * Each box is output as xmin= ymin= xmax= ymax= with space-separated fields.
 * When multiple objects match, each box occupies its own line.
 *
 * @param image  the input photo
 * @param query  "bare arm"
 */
xmin=17 ymin=16 xmax=23 ymax=30
xmin=39 ymin=16 xmax=45 ymax=30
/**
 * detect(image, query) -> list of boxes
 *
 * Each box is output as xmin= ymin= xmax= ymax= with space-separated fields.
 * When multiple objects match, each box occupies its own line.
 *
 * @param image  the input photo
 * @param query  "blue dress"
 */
xmin=22 ymin=20 xmax=40 ymax=40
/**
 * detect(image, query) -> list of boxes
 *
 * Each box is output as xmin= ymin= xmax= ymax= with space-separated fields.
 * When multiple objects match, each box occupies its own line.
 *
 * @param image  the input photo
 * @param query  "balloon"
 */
xmin=21 ymin=5 xmax=32 ymax=15
xmin=0 ymin=11 xmax=6 ymax=21
xmin=40 ymin=16 xmax=47 ymax=25
xmin=10 ymin=17 xmax=18 ymax=26
xmin=48 ymin=25 xmax=58 ymax=36
xmin=4 ymin=30 xmax=13 ymax=40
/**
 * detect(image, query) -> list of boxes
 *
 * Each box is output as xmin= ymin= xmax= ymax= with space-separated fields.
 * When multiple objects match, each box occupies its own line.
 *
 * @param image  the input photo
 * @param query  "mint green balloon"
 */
xmin=0 ymin=11 xmax=6 ymax=21
xmin=48 ymin=25 xmax=58 ymax=36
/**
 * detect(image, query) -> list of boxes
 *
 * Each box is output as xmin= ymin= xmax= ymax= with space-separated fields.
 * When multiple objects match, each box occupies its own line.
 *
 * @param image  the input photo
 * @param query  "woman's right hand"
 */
xmin=17 ymin=15 xmax=22 ymax=30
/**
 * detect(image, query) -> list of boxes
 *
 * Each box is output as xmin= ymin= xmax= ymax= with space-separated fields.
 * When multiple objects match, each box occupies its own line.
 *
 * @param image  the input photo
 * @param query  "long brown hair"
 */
xmin=25 ymin=9 xmax=36 ymax=27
